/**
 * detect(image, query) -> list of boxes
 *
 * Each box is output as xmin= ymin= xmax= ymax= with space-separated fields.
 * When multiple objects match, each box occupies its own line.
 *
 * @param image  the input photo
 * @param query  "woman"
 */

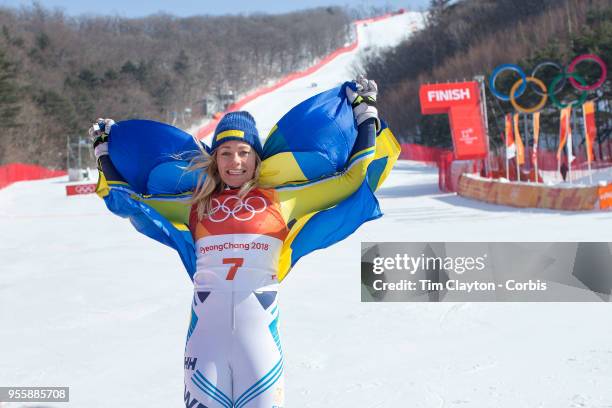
xmin=91 ymin=77 xmax=380 ymax=408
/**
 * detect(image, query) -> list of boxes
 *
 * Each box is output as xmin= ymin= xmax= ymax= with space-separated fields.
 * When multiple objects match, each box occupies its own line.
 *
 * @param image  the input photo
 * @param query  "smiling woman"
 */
xmin=89 ymin=77 xmax=396 ymax=407
xmin=217 ymin=142 xmax=257 ymax=187
xmin=179 ymin=106 xmax=378 ymax=408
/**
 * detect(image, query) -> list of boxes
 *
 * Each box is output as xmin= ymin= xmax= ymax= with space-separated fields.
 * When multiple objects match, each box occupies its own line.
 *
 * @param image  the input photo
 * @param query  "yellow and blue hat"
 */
xmin=211 ymin=111 xmax=263 ymax=157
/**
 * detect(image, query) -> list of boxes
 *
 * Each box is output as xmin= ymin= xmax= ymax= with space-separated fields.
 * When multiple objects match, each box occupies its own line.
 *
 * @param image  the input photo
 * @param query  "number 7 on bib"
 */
xmin=223 ymin=258 xmax=244 ymax=280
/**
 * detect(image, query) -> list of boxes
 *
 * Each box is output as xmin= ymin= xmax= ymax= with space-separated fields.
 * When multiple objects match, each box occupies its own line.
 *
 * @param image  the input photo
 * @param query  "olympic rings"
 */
xmin=208 ymin=195 xmax=267 ymax=222
xmin=548 ymin=72 xmax=588 ymax=109
xmin=509 ymin=77 xmax=548 ymax=114
xmin=74 ymin=184 xmax=95 ymax=194
xmin=567 ymin=54 xmax=608 ymax=91
xmin=489 ymin=64 xmax=527 ymax=101
xmin=529 ymin=61 xmax=565 ymax=96
xmin=489 ymin=54 xmax=607 ymax=109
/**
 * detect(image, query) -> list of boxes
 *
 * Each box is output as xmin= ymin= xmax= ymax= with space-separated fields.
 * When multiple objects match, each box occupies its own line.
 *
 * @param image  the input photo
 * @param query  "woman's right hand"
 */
xmin=89 ymin=118 xmax=115 ymax=159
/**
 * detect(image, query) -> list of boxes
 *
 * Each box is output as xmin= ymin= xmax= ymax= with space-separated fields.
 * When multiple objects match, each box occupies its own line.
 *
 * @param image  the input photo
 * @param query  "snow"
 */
xmin=2 ymin=11 xmax=612 ymax=408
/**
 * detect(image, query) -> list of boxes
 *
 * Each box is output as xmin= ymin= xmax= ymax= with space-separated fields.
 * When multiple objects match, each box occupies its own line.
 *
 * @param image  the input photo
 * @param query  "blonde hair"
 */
xmin=187 ymin=143 xmax=261 ymax=221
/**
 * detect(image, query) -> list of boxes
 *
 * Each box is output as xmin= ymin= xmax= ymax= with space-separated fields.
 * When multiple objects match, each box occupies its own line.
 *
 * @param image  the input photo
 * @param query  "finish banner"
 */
xmin=419 ymin=81 xmax=487 ymax=160
xmin=361 ymin=242 xmax=612 ymax=302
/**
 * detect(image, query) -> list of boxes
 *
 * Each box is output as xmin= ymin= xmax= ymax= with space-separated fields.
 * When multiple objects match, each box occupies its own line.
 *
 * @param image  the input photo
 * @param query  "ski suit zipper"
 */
xmin=231 ymin=291 xmax=236 ymax=332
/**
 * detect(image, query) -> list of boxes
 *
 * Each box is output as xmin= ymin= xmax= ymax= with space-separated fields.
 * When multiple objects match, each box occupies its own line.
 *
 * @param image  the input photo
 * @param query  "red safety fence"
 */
xmin=196 ymin=11 xmax=403 ymax=140
xmin=0 ymin=163 xmax=66 ymax=190
xmin=487 ymin=145 xmax=612 ymax=183
xmin=399 ymin=143 xmax=449 ymax=165
xmin=434 ymin=141 xmax=612 ymax=192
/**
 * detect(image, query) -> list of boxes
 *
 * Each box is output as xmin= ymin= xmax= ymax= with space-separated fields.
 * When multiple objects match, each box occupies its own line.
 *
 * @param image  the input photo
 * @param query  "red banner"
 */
xmin=419 ymin=81 xmax=487 ymax=160
xmin=505 ymin=114 xmax=515 ymax=159
xmin=419 ymin=82 xmax=479 ymax=113
xmin=583 ymin=101 xmax=597 ymax=163
xmin=66 ymin=183 xmax=97 ymax=196
xmin=532 ymin=112 xmax=540 ymax=167
xmin=513 ymin=113 xmax=525 ymax=165
xmin=557 ymin=106 xmax=571 ymax=161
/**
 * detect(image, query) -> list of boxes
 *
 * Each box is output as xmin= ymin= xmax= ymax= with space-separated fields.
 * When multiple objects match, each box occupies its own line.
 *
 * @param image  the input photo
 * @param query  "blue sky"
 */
xmin=0 ymin=0 xmax=430 ymax=17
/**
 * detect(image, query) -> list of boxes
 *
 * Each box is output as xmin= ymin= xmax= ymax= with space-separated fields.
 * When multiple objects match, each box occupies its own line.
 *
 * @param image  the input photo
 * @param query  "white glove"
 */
xmin=89 ymin=118 xmax=115 ymax=159
xmin=345 ymin=75 xmax=380 ymax=130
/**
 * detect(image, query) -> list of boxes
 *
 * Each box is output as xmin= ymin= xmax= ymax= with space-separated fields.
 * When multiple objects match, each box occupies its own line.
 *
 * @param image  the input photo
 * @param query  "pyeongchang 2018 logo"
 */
xmin=208 ymin=195 xmax=267 ymax=222
xmin=460 ymin=128 xmax=478 ymax=144
xmin=427 ymin=88 xmax=471 ymax=102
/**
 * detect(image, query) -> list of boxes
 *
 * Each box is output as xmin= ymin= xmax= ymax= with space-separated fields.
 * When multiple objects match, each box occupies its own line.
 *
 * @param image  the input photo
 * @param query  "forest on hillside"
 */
xmin=363 ymin=0 xmax=612 ymax=154
xmin=0 ymin=4 xmax=357 ymax=167
xmin=2 ymin=0 xmax=610 ymax=168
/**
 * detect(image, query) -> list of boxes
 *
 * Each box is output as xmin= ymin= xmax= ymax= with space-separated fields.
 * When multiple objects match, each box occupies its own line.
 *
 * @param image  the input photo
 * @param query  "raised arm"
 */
xmin=92 ymin=119 xmax=191 ymax=226
xmin=276 ymin=77 xmax=380 ymax=224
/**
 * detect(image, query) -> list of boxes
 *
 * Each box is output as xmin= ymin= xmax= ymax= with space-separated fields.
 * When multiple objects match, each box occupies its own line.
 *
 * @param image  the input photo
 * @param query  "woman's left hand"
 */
xmin=346 ymin=75 xmax=380 ymax=130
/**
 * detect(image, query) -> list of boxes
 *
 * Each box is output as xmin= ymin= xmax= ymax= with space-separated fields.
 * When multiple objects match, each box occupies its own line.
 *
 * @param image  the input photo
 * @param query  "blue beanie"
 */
xmin=211 ymin=111 xmax=263 ymax=157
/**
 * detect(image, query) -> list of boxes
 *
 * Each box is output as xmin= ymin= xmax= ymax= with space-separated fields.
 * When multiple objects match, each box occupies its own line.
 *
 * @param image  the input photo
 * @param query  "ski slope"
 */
xmin=2 ymin=11 xmax=612 ymax=408
xmin=188 ymin=10 xmax=425 ymax=140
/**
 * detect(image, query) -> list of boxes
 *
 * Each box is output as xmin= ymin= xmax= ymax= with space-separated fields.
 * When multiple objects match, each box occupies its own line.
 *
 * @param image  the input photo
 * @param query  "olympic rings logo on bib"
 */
xmin=208 ymin=195 xmax=267 ymax=222
xmin=489 ymin=54 xmax=607 ymax=113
